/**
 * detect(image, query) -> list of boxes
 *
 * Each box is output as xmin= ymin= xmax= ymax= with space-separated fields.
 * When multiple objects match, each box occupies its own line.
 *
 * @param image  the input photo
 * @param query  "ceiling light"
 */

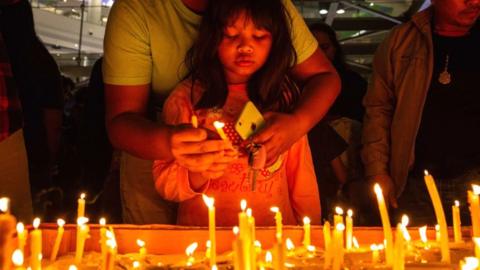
xmin=336 ymin=9 xmax=345 ymax=14
xmin=319 ymin=9 xmax=328 ymax=15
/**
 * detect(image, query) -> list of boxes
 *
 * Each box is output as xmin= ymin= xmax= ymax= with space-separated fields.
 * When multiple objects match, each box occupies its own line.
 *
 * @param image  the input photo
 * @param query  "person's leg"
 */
xmin=120 ymin=153 xmax=177 ymax=224
xmin=0 ymin=130 xmax=33 ymax=222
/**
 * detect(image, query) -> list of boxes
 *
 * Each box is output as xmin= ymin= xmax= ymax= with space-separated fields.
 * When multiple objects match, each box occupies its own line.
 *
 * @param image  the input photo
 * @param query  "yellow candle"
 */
xmin=400 ymin=215 xmax=411 ymax=246
xmin=232 ymin=227 xmax=246 ymax=270
xmin=12 ymin=249 xmax=26 ymax=270
xmin=99 ymin=218 xmax=107 ymax=268
xmin=370 ymin=244 xmax=380 ymax=264
xmin=303 ymin=216 xmax=311 ymax=248
xmin=265 ymin=251 xmax=273 ymax=268
xmin=0 ymin=198 xmax=16 ymax=270
xmin=50 ymin=219 xmax=65 ymax=262
xmin=419 ymin=226 xmax=429 ymax=247
xmin=105 ymin=230 xmax=117 ymax=270
xmin=435 ymin=224 xmax=441 ymax=242
xmin=393 ymin=224 xmax=405 ymax=270
xmin=423 ymin=171 xmax=450 ymax=263
xmin=185 ymin=242 xmax=198 ymax=266
xmin=460 ymin=257 xmax=479 ymax=270
xmin=474 ymin=238 xmax=480 ymax=259
xmin=30 ymin=218 xmax=42 ymax=270
xmin=246 ymin=208 xmax=256 ymax=270
xmin=213 ymin=121 xmax=228 ymax=141
xmin=334 ymin=206 xmax=344 ymax=226
xmin=238 ymin=202 xmax=252 ymax=269
xmin=136 ymin=239 xmax=147 ymax=261
xmin=332 ymin=223 xmax=345 ymax=270
xmin=75 ymin=217 xmax=90 ymax=265
xmin=323 ymin=221 xmax=331 ymax=250
xmin=77 ymin=193 xmax=86 ymax=219
xmin=273 ymin=239 xmax=286 ymax=270
xmin=16 ymin=223 xmax=26 ymax=256
xmin=270 ymin=207 xmax=282 ymax=241
xmin=373 ymin=183 xmax=394 ymax=265
xmin=469 ymin=185 xmax=480 ymax=237
xmin=346 ymin=209 xmax=353 ymax=250
xmin=191 ymin=115 xmax=198 ymax=128
xmin=238 ymin=200 xmax=250 ymax=240
xmin=453 ymin=200 xmax=462 ymax=243
xmin=202 ymin=194 xmax=216 ymax=267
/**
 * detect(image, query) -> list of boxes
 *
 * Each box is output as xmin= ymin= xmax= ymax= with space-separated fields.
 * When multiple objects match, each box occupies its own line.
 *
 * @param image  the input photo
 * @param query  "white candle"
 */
xmin=400 ymin=215 xmax=411 ymax=242
xmin=202 ymin=194 xmax=216 ymax=267
xmin=303 ymin=217 xmax=311 ymax=248
xmin=16 ymin=223 xmax=26 ymax=256
xmin=75 ymin=217 xmax=90 ymax=265
xmin=77 ymin=193 xmax=86 ymax=219
xmin=423 ymin=171 xmax=450 ymax=263
xmin=213 ymin=121 xmax=228 ymax=141
xmin=373 ymin=183 xmax=394 ymax=265
xmin=50 ymin=219 xmax=65 ymax=261
xmin=30 ymin=218 xmax=42 ymax=270
xmin=270 ymin=207 xmax=282 ymax=241
xmin=346 ymin=209 xmax=353 ymax=250
xmin=453 ymin=200 xmax=462 ymax=242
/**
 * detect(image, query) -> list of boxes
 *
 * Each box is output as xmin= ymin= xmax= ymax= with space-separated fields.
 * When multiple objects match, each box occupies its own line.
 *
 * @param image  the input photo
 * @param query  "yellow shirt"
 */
xmin=103 ymin=0 xmax=318 ymax=105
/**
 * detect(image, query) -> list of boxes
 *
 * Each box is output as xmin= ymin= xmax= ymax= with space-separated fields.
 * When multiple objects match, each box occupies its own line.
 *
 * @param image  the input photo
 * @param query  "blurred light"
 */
xmin=336 ymin=9 xmax=345 ymax=14
xmin=319 ymin=9 xmax=328 ymax=15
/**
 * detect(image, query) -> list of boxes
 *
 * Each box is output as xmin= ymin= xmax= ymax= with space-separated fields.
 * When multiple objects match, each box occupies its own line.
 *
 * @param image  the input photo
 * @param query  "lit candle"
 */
xmin=50 ymin=219 xmax=65 ymax=261
xmin=334 ymin=207 xmax=344 ymax=226
xmin=16 ymin=223 xmax=26 ymax=256
xmin=238 ymin=200 xmax=250 ymax=242
xmin=474 ymin=238 xmax=480 ymax=259
xmin=75 ymin=217 xmax=90 ymax=265
xmin=99 ymin=218 xmax=107 ymax=268
xmin=332 ymin=223 xmax=345 ymax=270
xmin=469 ymin=185 xmax=480 ymax=237
xmin=400 ymin=215 xmax=411 ymax=242
xmin=232 ymin=227 xmax=246 ymax=270
xmin=285 ymin=238 xmax=295 ymax=257
xmin=185 ymin=242 xmax=198 ymax=266
xmin=246 ymin=208 xmax=256 ymax=270
xmin=105 ymin=230 xmax=117 ymax=270
xmin=323 ymin=221 xmax=332 ymax=269
xmin=452 ymin=200 xmax=462 ymax=243
xmin=77 ymin=193 xmax=86 ymax=219
xmin=30 ymin=218 xmax=42 ymax=270
xmin=370 ymin=244 xmax=380 ymax=264
xmin=273 ymin=238 xmax=286 ymax=270
xmin=346 ymin=209 xmax=353 ymax=250
xmin=202 ymin=194 xmax=216 ymax=267
xmin=419 ymin=226 xmax=429 ymax=248
xmin=191 ymin=115 xmax=198 ymax=128
xmin=137 ymin=239 xmax=146 ymax=261
xmin=373 ymin=183 xmax=394 ymax=265
xmin=460 ymin=257 xmax=479 ymax=270
xmin=132 ymin=261 xmax=140 ymax=269
xmin=393 ymin=224 xmax=405 ymax=270
xmin=213 ymin=121 xmax=228 ymax=141
xmin=265 ymin=251 xmax=273 ymax=268
xmin=68 ymin=265 xmax=77 ymax=270
xmin=270 ymin=207 xmax=282 ymax=241
xmin=352 ymin=237 xmax=360 ymax=249
xmin=423 ymin=171 xmax=450 ymax=263
xmin=303 ymin=217 xmax=311 ymax=249
xmin=0 ymin=198 xmax=16 ymax=270
xmin=11 ymin=249 xmax=25 ymax=270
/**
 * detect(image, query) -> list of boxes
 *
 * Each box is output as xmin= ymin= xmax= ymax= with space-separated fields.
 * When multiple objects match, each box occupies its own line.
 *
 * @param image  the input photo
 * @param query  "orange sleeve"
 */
xmin=285 ymin=136 xmax=322 ymax=224
xmin=152 ymin=81 xmax=206 ymax=202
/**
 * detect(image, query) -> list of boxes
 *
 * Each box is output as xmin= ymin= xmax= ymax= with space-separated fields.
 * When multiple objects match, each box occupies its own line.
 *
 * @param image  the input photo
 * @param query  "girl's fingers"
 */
xmin=178 ymin=151 xmax=224 ymax=171
xmin=174 ymin=140 xmax=230 ymax=155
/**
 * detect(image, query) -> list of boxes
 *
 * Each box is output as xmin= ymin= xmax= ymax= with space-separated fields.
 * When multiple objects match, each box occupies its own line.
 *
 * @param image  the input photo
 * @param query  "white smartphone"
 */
xmin=235 ymin=101 xmax=265 ymax=140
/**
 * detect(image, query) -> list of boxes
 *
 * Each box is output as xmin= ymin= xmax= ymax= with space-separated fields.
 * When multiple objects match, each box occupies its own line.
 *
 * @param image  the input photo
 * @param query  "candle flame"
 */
xmin=370 ymin=244 xmax=378 ymax=251
xmin=16 ymin=222 xmax=24 ymax=233
xmin=373 ymin=183 xmax=383 ymax=196
xmin=191 ymin=115 xmax=198 ymax=128
xmin=213 ymin=121 xmax=225 ymax=129
xmin=307 ymin=245 xmax=316 ymax=252
xmin=303 ymin=216 xmax=311 ymax=225
xmin=106 ymin=230 xmax=114 ymax=239
xmin=401 ymin=225 xmax=411 ymax=242
xmin=419 ymin=226 xmax=428 ymax=243
xmin=462 ymin=257 xmax=479 ymax=270
xmin=265 ymin=251 xmax=273 ymax=263
xmin=424 ymin=170 xmax=430 ymax=176
xmin=232 ymin=226 xmax=239 ymax=235
xmin=12 ymin=249 xmax=23 ymax=266
xmin=202 ymin=194 xmax=214 ymax=208
xmin=211 ymin=265 xmax=218 ymax=270
xmin=57 ymin=219 xmax=65 ymax=227
xmin=0 ymin=197 xmax=9 ymax=212
xmin=455 ymin=200 xmax=460 ymax=207
xmin=473 ymin=237 xmax=480 ymax=247
xmin=80 ymin=193 xmax=86 ymax=199
xmin=378 ymin=244 xmax=385 ymax=250
xmin=206 ymin=240 xmax=211 ymax=248
xmin=401 ymin=215 xmax=409 ymax=226
xmin=246 ymin=208 xmax=252 ymax=217
xmin=335 ymin=206 xmax=344 ymax=215
xmin=136 ymin=239 xmax=145 ymax=248
xmin=254 ymin=240 xmax=261 ymax=248
xmin=473 ymin=185 xmax=480 ymax=196
xmin=185 ymin=242 xmax=198 ymax=256
xmin=336 ymin=223 xmax=345 ymax=231
xmin=100 ymin=218 xmax=106 ymax=226
xmin=133 ymin=261 xmax=140 ymax=268
xmin=68 ymin=265 xmax=78 ymax=270
xmin=33 ymin=218 xmax=40 ymax=229
xmin=240 ymin=199 xmax=247 ymax=211
xmin=285 ymin=238 xmax=295 ymax=250
xmin=270 ymin=206 xmax=279 ymax=213
xmin=435 ymin=224 xmax=440 ymax=232
xmin=353 ymin=237 xmax=360 ymax=249
xmin=77 ymin=217 xmax=89 ymax=225
xmin=106 ymin=238 xmax=117 ymax=248
xmin=347 ymin=209 xmax=353 ymax=217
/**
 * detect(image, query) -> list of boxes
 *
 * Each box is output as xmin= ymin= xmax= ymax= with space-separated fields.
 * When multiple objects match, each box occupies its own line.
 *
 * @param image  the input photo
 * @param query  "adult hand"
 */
xmin=170 ymin=125 xmax=233 ymax=172
xmin=369 ymin=174 xmax=398 ymax=208
xmin=252 ymin=112 xmax=306 ymax=166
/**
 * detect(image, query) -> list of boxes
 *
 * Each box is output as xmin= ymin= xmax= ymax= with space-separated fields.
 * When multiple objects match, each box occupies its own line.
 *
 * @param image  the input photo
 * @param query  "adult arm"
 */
xmin=361 ymin=32 xmax=397 ymax=207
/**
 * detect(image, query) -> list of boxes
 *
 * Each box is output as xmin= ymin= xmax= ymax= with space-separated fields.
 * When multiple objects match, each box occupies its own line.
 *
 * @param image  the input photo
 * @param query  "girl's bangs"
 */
xmin=219 ymin=3 xmax=275 ymax=32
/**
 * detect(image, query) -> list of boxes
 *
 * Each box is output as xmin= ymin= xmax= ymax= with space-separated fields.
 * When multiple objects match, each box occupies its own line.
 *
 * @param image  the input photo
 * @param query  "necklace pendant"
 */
xmin=438 ymin=70 xmax=451 ymax=85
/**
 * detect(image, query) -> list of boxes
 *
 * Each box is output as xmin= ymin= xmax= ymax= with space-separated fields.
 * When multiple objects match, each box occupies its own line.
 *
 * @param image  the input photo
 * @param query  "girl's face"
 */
xmin=218 ymin=11 xmax=273 ymax=84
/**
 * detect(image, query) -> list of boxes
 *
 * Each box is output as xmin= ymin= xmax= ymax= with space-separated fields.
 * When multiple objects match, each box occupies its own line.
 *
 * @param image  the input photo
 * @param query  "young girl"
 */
xmin=153 ymin=0 xmax=321 ymax=226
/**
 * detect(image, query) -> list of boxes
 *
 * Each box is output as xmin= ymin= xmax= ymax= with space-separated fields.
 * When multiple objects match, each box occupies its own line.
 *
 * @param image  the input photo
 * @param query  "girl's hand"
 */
xmin=252 ymin=112 xmax=306 ymax=166
xmin=170 ymin=125 xmax=232 ymax=172
xmin=189 ymin=148 xmax=238 ymax=191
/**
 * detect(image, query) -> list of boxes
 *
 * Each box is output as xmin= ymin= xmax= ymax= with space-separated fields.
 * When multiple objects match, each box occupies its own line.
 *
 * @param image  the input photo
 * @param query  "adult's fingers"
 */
xmin=178 ymin=151 xmax=224 ymax=172
xmin=174 ymin=140 xmax=230 ymax=156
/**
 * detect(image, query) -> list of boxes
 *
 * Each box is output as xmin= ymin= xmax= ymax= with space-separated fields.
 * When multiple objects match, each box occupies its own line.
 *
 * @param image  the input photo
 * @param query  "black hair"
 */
xmin=309 ymin=22 xmax=347 ymax=70
xmin=185 ymin=0 xmax=299 ymax=112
